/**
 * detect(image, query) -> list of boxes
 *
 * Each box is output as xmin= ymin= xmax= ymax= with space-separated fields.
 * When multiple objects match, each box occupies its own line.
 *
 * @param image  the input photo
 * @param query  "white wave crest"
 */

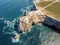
xmin=0 ymin=18 xmax=4 ymax=20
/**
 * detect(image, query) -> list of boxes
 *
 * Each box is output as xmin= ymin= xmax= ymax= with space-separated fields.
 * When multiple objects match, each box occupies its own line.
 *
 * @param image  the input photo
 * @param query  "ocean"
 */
xmin=0 ymin=0 xmax=60 ymax=45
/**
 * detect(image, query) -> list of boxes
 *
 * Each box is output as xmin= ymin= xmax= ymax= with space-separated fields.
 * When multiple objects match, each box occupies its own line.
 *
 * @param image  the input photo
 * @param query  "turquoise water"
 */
xmin=0 ymin=0 xmax=34 ymax=21
xmin=0 ymin=0 xmax=60 ymax=45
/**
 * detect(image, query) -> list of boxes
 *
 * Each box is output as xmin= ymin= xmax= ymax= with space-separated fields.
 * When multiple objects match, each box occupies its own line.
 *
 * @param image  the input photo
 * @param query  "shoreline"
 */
xmin=13 ymin=0 xmax=60 ymax=40
xmin=15 ymin=0 xmax=60 ymax=34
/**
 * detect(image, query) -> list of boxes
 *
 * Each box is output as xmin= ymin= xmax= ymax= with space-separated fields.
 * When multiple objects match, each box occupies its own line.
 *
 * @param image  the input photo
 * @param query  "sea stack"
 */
xmin=12 ymin=33 xmax=19 ymax=43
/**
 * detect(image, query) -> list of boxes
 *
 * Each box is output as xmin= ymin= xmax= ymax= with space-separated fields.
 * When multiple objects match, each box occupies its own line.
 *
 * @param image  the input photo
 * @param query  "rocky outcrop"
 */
xmin=18 ymin=10 xmax=60 ymax=33
xmin=19 ymin=11 xmax=46 ymax=33
xmin=17 ymin=0 xmax=60 ymax=33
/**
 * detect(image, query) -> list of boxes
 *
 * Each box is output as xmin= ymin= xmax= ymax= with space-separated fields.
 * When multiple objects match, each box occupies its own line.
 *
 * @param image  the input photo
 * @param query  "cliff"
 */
xmin=18 ymin=0 xmax=60 ymax=33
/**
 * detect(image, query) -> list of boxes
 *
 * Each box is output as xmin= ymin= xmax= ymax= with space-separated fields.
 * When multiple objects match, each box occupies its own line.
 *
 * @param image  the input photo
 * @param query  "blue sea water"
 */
xmin=0 ymin=0 xmax=34 ymax=20
xmin=0 ymin=0 xmax=60 ymax=45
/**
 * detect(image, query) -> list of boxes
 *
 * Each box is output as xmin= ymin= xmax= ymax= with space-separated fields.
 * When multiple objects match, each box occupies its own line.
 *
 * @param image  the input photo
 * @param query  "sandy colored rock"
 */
xmin=14 ymin=33 xmax=19 ymax=39
xmin=19 ymin=11 xmax=46 ymax=33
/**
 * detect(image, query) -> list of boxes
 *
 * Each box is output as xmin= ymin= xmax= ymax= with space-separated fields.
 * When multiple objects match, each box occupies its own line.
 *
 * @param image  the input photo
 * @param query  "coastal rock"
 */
xmin=12 ymin=33 xmax=19 ymax=43
xmin=18 ymin=0 xmax=60 ymax=33
xmin=19 ymin=11 xmax=46 ymax=33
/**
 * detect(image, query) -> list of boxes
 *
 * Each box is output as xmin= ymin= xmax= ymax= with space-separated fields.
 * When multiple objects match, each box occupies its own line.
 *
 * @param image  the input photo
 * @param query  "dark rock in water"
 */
xmin=31 ymin=5 xmax=37 ymax=11
xmin=14 ymin=20 xmax=19 ymax=31
xmin=14 ymin=22 xmax=19 ymax=30
xmin=24 ymin=11 xmax=27 ymax=16
xmin=23 ymin=5 xmax=37 ymax=16
xmin=14 ymin=19 xmax=23 ymax=34
xmin=18 ymin=30 xmax=23 ymax=34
